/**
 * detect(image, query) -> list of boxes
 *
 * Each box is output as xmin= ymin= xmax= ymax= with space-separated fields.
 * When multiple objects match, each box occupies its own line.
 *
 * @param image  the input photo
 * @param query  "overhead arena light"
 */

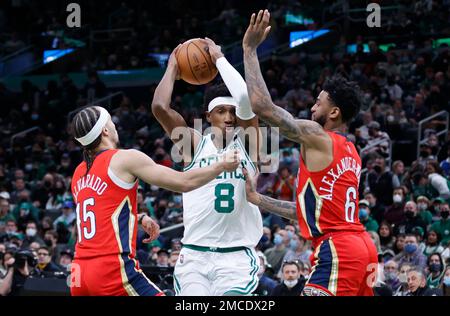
xmin=289 ymin=29 xmax=330 ymax=48
xmin=43 ymin=49 xmax=74 ymax=64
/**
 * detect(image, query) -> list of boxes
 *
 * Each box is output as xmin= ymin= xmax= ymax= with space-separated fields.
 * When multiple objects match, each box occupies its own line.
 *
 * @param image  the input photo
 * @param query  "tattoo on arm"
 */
xmin=258 ymin=195 xmax=297 ymax=221
xmin=243 ymin=50 xmax=323 ymax=143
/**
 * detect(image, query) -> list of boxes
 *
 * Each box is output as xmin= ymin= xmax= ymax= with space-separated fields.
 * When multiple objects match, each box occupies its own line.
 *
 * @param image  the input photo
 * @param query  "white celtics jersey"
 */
xmin=181 ymin=133 xmax=263 ymax=248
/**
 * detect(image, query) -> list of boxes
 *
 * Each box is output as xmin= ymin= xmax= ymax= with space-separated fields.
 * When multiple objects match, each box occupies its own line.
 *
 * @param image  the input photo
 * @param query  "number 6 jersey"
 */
xmin=182 ymin=133 xmax=263 ymax=248
xmin=71 ymin=149 xmax=139 ymax=260
xmin=296 ymin=131 xmax=365 ymax=240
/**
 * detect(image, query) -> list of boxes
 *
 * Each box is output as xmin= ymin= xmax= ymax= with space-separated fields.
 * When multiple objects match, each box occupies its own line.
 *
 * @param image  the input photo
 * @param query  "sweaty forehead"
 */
xmin=318 ymin=90 xmax=330 ymax=101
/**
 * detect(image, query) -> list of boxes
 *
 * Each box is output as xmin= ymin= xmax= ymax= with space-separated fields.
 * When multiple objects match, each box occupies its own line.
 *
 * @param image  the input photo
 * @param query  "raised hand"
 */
xmin=204 ymin=37 xmax=224 ymax=64
xmin=220 ymin=149 xmax=241 ymax=172
xmin=243 ymin=9 xmax=271 ymax=51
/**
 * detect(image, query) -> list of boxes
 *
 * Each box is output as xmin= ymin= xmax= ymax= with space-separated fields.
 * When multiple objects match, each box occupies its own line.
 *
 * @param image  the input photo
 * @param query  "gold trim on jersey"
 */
xmin=298 ymin=178 xmax=323 ymax=236
xmin=111 ymin=196 xmax=137 ymax=296
xmin=328 ymin=238 xmax=339 ymax=296
xmin=307 ymin=240 xmax=323 ymax=282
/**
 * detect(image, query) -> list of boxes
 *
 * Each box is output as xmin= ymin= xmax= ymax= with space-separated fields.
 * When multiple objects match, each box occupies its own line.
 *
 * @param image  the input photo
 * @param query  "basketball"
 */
xmin=176 ymin=38 xmax=218 ymax=85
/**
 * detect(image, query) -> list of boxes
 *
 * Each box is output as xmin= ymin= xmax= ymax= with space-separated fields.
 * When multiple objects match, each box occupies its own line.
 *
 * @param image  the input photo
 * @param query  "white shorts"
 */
xmin=173 ymin=246 xmax=260 ymax=296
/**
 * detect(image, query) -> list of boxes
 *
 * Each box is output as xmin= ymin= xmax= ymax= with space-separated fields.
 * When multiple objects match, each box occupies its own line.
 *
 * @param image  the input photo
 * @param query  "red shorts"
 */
xmin=303 ymin=231 xmax=378 ymax=296
xmin=70 ymin=255 xmax=163 ymax=296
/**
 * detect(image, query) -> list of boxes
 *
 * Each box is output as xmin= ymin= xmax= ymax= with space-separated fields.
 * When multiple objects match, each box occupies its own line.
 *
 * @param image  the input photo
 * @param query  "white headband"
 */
xmin=75 ymin=107 xmax=109 ymax=146
xmin=208 ymin=97 xmax=238 ymax=112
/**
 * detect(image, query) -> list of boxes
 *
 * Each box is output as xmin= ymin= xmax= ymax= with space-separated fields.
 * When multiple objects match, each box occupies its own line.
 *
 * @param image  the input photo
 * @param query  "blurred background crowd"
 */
xmin=0 ymin=0 xmax=449 ymax=296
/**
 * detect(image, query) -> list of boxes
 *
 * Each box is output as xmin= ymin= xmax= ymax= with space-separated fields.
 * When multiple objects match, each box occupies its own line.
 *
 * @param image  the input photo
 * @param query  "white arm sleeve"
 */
xmin=216 ymin=57 xmax=255 ymax=120
xmin=429 ymin=174 xmax=450 ymax=199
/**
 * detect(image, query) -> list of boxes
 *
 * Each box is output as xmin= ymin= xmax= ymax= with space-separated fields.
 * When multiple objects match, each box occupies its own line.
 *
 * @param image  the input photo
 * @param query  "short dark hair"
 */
xmin=203 ymin=83 xmax=232 ymax=111
xmin=282 ymin=260 xmax=302 ymax=272
xmin=322 ymin=75 xmax=362 ymax=123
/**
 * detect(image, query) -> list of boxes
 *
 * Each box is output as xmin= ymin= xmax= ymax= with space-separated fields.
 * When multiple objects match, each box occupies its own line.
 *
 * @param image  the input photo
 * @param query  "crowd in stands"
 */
xmin=0 ymin=0 xmax=450 ymax=296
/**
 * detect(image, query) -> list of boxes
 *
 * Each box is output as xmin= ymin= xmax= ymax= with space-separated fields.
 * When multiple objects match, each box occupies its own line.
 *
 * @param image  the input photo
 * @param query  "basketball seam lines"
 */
xmin=191 ymin=41 xmax=214 ymax=79
xmin=186 ymin=43 xmax=201 ymax=85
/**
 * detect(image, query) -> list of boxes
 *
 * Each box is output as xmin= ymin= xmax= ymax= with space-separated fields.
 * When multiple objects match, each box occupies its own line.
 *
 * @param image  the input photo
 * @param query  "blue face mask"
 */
xmin=283 ymin=156 xmax=293 ymax=164
xmin=404 ymin=244 xmax=417 ymax=254
xmin=273 ymin=234 xmax=283 ymax=245
xmin=384 ymin=271 xmax=397 ymax=281
xmin=359 ymin=208 xmax=369 ymax=220
xmin=289 ymin=239 xmax=298 ymax=250
xmin=287 ymin=231 xmax=294 ymax=239
xmin=444 ymin=276 xmax=450 ymax=287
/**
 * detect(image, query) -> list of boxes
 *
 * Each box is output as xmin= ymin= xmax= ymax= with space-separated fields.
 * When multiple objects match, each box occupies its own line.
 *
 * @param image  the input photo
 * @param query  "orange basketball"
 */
xmin=176 ymin=38 xmax=218 ymax=85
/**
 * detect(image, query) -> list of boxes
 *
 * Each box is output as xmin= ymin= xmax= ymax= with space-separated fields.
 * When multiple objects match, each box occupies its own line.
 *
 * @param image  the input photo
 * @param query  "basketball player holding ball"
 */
xmin=242 ymin=10 xmax=378 ymax=296
xmin=152 ymin=38 xmax=263 ymax=296
xmin=69 ymin=106 xmax=240 ymax=296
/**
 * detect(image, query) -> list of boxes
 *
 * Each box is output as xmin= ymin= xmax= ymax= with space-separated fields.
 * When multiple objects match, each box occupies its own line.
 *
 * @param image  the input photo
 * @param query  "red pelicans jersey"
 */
xmin=71 ymin=149 xmax=138 ymax=260
xmin=296 ymin=131 xmax=365 ymax=240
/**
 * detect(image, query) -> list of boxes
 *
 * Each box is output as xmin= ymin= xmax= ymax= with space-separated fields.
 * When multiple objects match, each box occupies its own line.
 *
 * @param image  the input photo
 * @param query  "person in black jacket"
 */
xmin=406 ymin=268 xmax=443 ymax=296
xmin=270 ymin=261 xmax=305 ymax=296
xmin=394 ymin=201 xmax=427 ymax=236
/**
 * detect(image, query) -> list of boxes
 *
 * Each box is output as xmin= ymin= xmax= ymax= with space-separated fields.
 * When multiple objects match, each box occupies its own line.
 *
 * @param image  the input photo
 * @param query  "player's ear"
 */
xmin=329 ymin=106 xmax=340 ymax=120
xmin=205 ymin=111 xmax=211 ymax=123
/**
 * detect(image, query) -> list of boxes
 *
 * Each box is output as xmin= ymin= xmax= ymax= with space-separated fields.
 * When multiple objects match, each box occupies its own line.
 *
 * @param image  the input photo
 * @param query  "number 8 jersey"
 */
xmin=296 ymin=131 xmax=365 ymax=240
xmin=182 ymin=133 xmax=263 ymax=248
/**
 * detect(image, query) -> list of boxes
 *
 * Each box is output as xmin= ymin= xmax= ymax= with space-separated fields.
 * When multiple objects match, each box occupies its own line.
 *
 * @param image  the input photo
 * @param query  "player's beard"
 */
xmin=313 ymin=113 xmax=327 ymax=127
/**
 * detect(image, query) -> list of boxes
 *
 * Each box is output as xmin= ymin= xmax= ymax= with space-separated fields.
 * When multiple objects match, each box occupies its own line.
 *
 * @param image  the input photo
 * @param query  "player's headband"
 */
xmin=75 ymin=107 xmax=109 ymax=146
xmin=207 ymin=97 xmax=238 ymax=112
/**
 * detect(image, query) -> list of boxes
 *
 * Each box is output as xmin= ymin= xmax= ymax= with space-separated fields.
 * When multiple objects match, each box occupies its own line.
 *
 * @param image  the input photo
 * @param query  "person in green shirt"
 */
xmin=430 ymin=202 xmax=450 ymax=246
xmin=423 ymin=230 xmax=445 ymax=257
xmin=416 ymin=196 xmax=434 ymax=226
xmin=359 ymin=199 xmax=379 ymax=233
xmin=426 ymin=253 xmax=445 ymax=289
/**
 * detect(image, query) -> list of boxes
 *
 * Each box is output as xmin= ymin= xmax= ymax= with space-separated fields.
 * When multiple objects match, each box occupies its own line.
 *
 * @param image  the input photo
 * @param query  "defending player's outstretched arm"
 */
xmin=242 ymin=10 xmax=328 ymax=148
xmin=243 ymin=168 xmax=297 ymax=221
xmin=112 ymin=149 xmax=240 ymax=193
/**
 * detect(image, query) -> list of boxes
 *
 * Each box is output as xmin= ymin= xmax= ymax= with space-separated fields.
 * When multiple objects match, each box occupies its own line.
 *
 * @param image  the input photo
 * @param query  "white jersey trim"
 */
xmin=107 ymin=167 xmax=136 ymax=190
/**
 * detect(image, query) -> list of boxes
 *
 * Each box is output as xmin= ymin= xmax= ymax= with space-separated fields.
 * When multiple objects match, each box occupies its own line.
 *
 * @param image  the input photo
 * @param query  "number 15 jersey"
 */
xmin=182 ymin=133 xmax=263 ymax=248
xmin=296 ymin=131 xmax=365 ymax=240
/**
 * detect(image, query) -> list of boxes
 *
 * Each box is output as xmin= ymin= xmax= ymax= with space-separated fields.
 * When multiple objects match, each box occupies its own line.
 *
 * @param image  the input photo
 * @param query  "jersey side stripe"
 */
xmin=236 ymin=136 xmax=257 ymax=173
xmin=184 ymin=137 xmax=207 ymax=171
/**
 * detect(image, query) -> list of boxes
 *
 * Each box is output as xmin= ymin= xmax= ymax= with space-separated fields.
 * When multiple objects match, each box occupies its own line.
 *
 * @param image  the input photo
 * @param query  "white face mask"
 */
xmin=284 ymin=279 xmax=298 ymax=288
xmin=393 ymin=194 xmax=403 ymax=204
xmin=26 ymin=228 xmax=37 ymax=237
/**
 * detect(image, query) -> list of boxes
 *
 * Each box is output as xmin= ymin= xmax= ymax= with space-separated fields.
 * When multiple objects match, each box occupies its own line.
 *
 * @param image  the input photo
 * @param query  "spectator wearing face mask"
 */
xmin=11 ymin=202 xmax=39 ymax=232
xmin=21 ymin=221 xmax=44 ymax=249
xmin=363 ymin=192 xmax=385 ymax=225
xmin=359 ymin=199 xmax=379 ymax=232
xmin=378 ymin=221 xmax=396 ymax=253
xmin=393 ymin=234 xmax=427 ymax=270
xmin=270 ymin=261 xmax=305 ymax=296
xmin=423 ymin=230 xmax=445 ymax=257
xmin=58 ymin=248 xmax=73 ymax=271
xmin=384 ymin=187 xmax=406 ymax=226
xmin=441 ymin=266 xmax=450 ymax=296
xmin=416 ymin=196 xmax=434 ymax=226
xmin=394 ymin=201 xmax=427 ymax=236
xmin=406 ymin=267 xmax=442 ymax=296
xmin=396 ymin=263 xmax=412 ymax=296
xmin=383 ymin=260 xmax=402 ymax=295
xmin=281 ymin=234 xmax=312 ymax=267
xmin=430 ymin=202 xmax=450 ymax=246
xmin=426 ymin=253 xmax=446 ymax=289
xmin=393 ymin=233 xmax=406 ymax=255
xmin=264 ymin=229 xmax=289 ymax=275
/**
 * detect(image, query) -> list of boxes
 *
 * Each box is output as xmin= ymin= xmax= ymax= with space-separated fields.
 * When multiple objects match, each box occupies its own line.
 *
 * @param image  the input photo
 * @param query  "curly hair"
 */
xmin=322 ymin=75 xmax=362 ymax=123
xmin=203 ymin=83 xmax=232 ymax=111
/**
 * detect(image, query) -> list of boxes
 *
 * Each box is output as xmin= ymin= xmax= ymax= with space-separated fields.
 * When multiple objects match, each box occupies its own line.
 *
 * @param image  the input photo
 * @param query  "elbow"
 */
xmin=180 ymin=183 xmax=193 ymax=193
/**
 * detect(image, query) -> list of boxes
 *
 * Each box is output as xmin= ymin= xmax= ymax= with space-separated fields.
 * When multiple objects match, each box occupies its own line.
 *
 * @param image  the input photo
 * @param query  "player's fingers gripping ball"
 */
xmin=175 ymin=38 xmax=218 ymax=85
xmin=220 ymin=149 xmax=241 ymax=171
